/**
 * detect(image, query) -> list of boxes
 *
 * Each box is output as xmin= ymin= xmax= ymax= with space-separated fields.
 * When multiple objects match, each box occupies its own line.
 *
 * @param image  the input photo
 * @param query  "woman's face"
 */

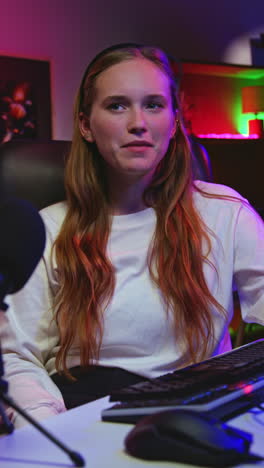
xmin=80 ymin=57 xmax=176 ymax=183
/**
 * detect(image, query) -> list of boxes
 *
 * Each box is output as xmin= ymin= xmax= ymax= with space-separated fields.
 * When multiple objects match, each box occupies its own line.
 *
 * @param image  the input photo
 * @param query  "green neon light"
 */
xmin=237 ymin=113 xmax=264 ymax=134
xmin=233 ymin=94 xmax=264 ymax=134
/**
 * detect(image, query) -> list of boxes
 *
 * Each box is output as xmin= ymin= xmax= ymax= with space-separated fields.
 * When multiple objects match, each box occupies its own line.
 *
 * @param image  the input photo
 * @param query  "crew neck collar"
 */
xmin=111 ymin=207 xmax=155 ymax=229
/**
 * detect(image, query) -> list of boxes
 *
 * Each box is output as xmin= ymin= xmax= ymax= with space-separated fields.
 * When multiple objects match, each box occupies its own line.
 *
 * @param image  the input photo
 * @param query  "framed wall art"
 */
xmin=0 ymin=56 xmax=52 ymax=142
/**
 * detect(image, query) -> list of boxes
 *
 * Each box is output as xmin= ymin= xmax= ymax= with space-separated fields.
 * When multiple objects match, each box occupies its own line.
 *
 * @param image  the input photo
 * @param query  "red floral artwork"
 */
xmin=0 ymin=81 xmax=36 ymax=142
xmin=0 ymin=56 xmax=51 ymax=143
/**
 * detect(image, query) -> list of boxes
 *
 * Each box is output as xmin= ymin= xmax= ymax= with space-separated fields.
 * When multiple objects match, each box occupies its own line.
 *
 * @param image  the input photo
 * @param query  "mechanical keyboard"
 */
xmin=101 ymin=339 xmax=264 ymax=423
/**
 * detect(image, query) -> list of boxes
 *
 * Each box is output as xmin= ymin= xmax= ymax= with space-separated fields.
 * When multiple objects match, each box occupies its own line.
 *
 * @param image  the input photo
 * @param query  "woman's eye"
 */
xmin=107 ymin=103 xmax=126 ymax=111
xmin=146 ymin=102 xmax=164 ymax=110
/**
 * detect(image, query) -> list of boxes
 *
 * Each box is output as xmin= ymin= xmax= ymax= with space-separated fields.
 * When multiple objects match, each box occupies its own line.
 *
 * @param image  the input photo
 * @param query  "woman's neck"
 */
xmin=106 ymin=172 xmax=152 ymax=215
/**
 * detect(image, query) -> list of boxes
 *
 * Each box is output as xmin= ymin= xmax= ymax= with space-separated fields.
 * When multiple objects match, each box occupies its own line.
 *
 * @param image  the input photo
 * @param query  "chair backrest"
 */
xmin=0 ymin=140 xmax=70 ymax=210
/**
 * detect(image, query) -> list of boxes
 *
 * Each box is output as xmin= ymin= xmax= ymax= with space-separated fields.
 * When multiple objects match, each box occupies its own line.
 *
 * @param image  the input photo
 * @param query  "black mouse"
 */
xmin=125 ymin=409 xmax=262 ymax=467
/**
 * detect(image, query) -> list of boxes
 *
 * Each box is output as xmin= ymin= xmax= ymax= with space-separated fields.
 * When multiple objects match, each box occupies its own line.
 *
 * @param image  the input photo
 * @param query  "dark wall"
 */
xmin=201 ymin=138 xmax=264 ymax=215
xmin=1 ymin=1 xmax=264 ymax=139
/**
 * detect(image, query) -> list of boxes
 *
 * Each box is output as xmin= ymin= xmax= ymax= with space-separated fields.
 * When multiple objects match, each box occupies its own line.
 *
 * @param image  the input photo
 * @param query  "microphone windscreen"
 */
xmin=0 ymin=198 xmax=46 ymax=295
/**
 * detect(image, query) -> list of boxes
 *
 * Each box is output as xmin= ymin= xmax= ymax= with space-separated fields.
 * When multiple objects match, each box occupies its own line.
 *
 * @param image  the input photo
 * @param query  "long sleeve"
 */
xmin=1 ymin=203 xmax=67 ymax=428
xmin=233 ymin=203 xmax=264 ymax=325
xmin=194 ymin=181 xmax=264 ymax=327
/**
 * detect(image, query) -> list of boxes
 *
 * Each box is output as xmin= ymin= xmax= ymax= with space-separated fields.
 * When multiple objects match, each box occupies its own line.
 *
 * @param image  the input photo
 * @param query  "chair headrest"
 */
xmin=0 ymin=140 xmax=70 ymax=210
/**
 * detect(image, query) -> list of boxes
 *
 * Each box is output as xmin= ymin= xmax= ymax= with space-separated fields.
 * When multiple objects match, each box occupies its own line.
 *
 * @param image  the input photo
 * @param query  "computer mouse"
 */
xmin=124 ymin=409 xmax=261 ymax=467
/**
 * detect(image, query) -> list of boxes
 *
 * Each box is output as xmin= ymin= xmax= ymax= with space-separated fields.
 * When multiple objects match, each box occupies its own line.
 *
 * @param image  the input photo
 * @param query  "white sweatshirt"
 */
xmin=2 ymin=181 xmax=264 ymax=427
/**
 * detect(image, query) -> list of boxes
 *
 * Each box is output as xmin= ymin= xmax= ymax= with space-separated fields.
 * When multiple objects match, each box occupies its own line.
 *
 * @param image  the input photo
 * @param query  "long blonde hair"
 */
xmin=53 ymin=44 xmax=224 ymax=379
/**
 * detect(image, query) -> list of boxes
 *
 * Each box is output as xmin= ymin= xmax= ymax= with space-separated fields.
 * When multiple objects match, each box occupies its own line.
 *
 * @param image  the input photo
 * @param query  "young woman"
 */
xmin=2 ymin=44 xmax=264 ymax=428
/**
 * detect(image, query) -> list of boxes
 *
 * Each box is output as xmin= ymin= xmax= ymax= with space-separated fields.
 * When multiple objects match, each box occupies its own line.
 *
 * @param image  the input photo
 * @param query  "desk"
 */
xmin=0 ymin=397 xmax=264 ymax=468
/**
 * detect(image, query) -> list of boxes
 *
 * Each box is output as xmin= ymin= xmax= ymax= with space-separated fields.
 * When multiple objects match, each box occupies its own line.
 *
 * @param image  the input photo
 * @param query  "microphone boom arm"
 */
xmin=0 ymin=337 xmax=85 ymax=466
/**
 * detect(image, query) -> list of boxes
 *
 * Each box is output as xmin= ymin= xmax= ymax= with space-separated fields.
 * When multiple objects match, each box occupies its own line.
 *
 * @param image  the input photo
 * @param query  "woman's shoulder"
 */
xmin=193 ymin=181 xmax=264 ymax=232
xmin=192 ymin=180 xmax=250 ymax=224
xmin=39 ymin=201 xmax=67 ymax=234
xmin=194 ymin=180 xmax=246 ymax=201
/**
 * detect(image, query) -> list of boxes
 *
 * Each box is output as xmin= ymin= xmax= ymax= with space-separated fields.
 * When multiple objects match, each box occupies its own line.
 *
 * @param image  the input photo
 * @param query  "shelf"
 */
xmin=180 ymin=61 xmax=264 ymax=79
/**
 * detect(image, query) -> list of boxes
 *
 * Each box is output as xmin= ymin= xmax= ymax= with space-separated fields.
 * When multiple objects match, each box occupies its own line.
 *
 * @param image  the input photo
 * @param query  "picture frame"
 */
xmin=0 ymin=56 xmax=52 ymax=142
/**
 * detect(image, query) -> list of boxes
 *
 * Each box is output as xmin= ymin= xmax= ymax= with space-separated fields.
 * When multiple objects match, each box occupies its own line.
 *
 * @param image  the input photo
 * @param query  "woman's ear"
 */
xmin=170 ymin=119 xmax=177 ymax=139
xmin=170 ymin=110 xmax=179 ymax=139
xmin=79 ymin=112 xmax=94 ymax=142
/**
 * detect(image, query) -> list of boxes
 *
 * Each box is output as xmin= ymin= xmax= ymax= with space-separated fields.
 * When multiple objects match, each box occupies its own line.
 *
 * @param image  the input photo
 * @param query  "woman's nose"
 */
xmin=127 ymin=108 xmax=147 ymax=135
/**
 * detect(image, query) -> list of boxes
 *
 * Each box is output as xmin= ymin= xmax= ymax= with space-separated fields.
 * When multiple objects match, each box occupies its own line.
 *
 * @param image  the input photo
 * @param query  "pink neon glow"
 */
xmin=242 ymin=384 xmax=254 ymax=395
xmin=235 ymin=382 xmax=253 ymax=395
xmin=197 ymin=133 xmax=259 ymax=139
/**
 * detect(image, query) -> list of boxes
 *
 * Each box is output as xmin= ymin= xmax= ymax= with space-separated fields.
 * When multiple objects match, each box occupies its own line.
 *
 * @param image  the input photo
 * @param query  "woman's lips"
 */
xmin=122 ymin=145 xmax=153 ymax=153
xmin=121 ymin=141 xmax=153 ymax=152
xmin=122 ymin=140 xmax=153 ymax=147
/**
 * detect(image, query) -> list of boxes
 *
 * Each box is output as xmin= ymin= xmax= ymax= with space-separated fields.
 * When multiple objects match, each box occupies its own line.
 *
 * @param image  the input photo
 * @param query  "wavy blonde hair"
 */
xmin=53 ymin=45 xmax=225 ymax=379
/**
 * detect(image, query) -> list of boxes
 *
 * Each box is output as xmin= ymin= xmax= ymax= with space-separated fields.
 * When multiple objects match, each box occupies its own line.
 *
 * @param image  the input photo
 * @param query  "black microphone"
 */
xmin=0 ymin=198 xmax=46 ymax=309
